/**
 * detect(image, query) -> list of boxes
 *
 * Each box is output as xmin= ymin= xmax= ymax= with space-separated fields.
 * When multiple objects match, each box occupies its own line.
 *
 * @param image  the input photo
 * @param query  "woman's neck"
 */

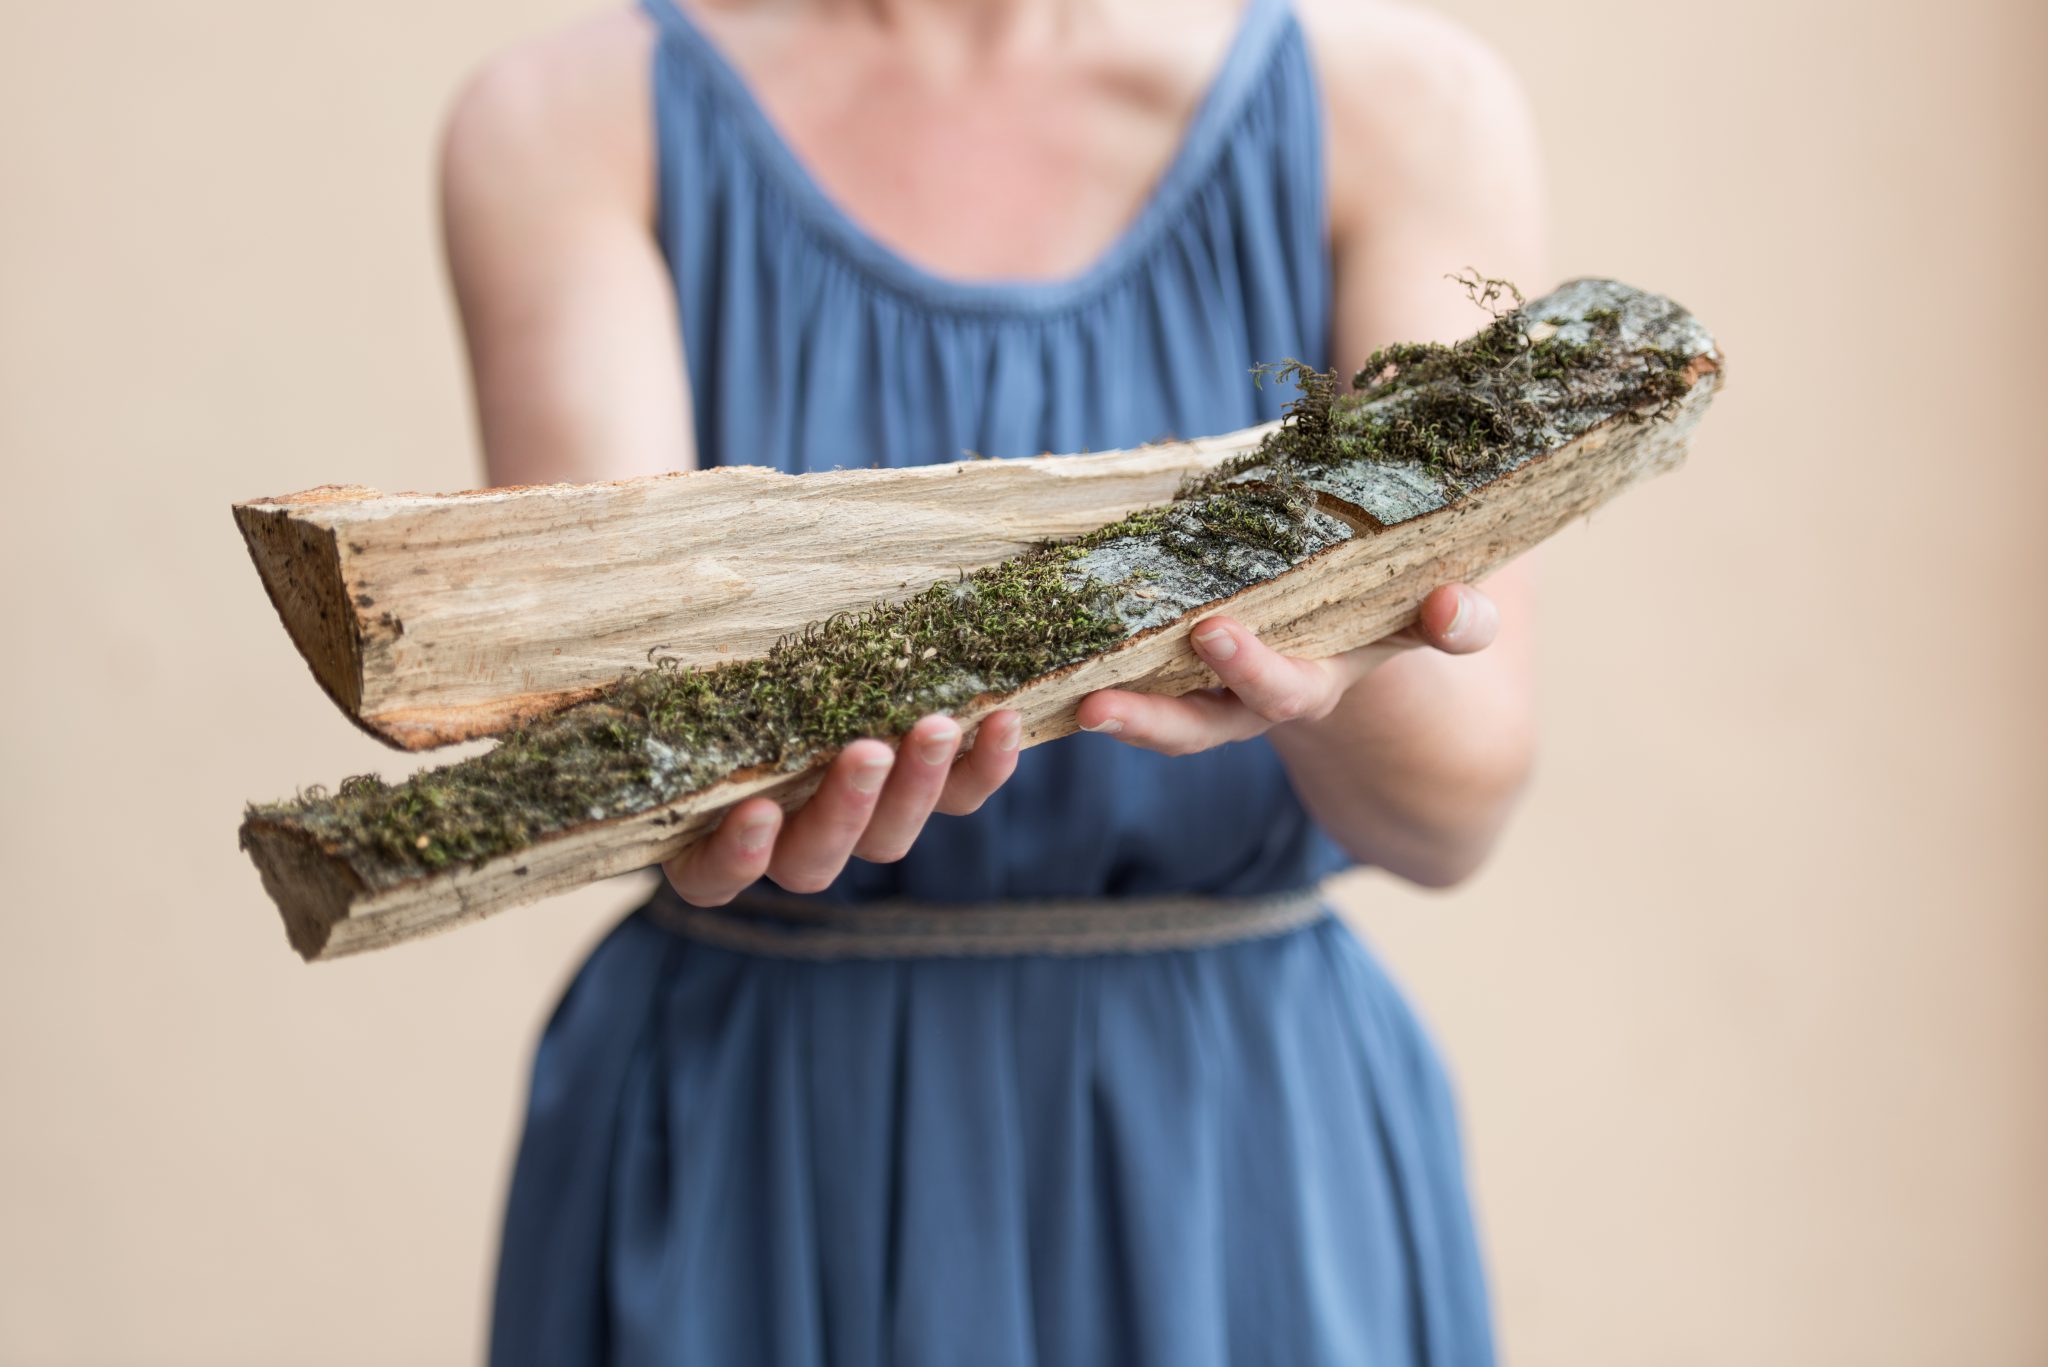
xmin=820 ymin=0 xmax=1095 ymax=71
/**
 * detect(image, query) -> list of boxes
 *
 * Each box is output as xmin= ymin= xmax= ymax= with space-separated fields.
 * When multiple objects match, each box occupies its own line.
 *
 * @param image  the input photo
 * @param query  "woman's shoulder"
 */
xmin=1291 ymin=0 xmax=1541 ymax=243
xmin=1291 ymin=0 xmax=1529 ymax=110
xmin=439 ymin=9 xmax=658 ymax=228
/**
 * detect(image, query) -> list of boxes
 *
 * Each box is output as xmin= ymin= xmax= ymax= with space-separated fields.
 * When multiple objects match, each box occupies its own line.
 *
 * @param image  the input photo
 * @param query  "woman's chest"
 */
xmin=680 ymin=4 xmax=1244 ymax=281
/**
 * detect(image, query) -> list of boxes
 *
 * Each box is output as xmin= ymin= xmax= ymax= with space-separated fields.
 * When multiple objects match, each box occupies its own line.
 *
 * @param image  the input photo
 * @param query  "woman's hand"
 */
xmin=1073 ymin=583 xmax=1501 ymax=755
xmin=663 ymin=583 xmax=1508 ymax=906
xmin=663 ymin=710 xmax=1024 ymax=906
xmin=1077 ymin=578 xmax=1527 ymax=887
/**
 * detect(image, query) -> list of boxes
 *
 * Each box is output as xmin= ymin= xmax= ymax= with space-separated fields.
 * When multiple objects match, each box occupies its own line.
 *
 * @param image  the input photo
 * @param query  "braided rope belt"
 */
xmin=645 ymin=882 xmax=1330 ymax=960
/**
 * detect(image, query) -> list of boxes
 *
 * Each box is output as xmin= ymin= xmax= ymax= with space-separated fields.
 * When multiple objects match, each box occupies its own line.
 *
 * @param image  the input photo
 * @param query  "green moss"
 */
xmin=1060 ymin=503 xmax=1174 ymax=554
xmin=1326 ymin=274 xmax=1695 ymax=480
xmin=252 ymin=274 xmax=1702 ymax=885
xmin=255 ymin=550 xmax=1133 ymax=882
xmin=1180 ymin=484 xmax=1311 ymax=558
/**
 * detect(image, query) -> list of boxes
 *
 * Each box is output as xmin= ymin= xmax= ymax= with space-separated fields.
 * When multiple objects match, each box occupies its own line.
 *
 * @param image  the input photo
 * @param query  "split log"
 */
xmin=241 ymin=279 xmax=1722 ymax=961
xmin=235 ymin=429 xmax=1268 ymax=749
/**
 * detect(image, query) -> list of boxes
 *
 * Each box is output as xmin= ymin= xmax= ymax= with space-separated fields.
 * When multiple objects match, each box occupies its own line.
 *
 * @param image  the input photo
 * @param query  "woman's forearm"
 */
xmin=1267 ymin=561 xmax=1539 ymax=887
xmin=1075 ymin=561 xmax=1542 ymax=886
xmin=1269 ymin=651 xmax=1536 ymax=887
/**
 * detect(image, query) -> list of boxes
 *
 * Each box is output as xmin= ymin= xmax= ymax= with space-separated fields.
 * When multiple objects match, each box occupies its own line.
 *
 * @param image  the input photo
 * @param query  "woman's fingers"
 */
xmin=1185 ymin=618 xmax=1351 ymax=724
xmin=673 ymin=712 xmax=1024 ymax=901
xmin=647 ymin=594 xmax=1495 ymax=902
xmin=936 ymin=710 xmax=1022 ymax=816
xmin=1409 ymin=583 xmax=1499 ymax=655
xmin=662 ymin=795 xmax=782 ymax=907
xmin=674 ymin=589 xmax=1483 ymax=901
xmin=1074 ymin=587 xmax=1501 ymax=757
xmin=852 ymin=715 xmax=961 ymax=862
xmin=1074 ymin=686 xmax=1268 ymax=756
xmin=766 ymin=740 xmax=895 ymax=894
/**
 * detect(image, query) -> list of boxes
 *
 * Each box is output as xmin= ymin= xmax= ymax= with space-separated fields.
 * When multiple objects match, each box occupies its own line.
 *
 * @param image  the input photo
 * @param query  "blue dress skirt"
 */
xmin=490 ymin=1 xmax=1496 ymax=1361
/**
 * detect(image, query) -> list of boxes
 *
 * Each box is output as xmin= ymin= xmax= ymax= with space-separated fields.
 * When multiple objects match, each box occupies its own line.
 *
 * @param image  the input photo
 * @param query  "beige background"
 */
xmin=2 ymin=0 xmax=2042 ymax=1362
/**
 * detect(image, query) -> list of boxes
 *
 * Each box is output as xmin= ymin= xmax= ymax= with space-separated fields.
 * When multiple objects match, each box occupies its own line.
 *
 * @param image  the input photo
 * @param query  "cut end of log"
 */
xmin=238 ymin=819 xmax=366 ymax=961
xmin=233 ymin=498 xmax=365 ymax=718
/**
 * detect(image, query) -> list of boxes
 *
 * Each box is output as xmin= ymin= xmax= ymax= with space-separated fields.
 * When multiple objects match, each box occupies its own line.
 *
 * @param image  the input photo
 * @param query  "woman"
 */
xmin=448 ymin=0 xmax=1543 ymax=1361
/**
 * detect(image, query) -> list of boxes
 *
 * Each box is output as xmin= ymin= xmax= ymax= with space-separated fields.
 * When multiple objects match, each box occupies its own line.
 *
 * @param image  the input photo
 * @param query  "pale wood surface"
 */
xmin=246 ymin=361 xmax=1719 ymax=961
xmin=236 ymin=427 xmax=1274 ymax=749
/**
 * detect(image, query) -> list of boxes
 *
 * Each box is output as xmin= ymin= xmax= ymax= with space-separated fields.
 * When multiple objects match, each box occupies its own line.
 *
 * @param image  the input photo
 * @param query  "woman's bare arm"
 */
xmin=1080 ymin=4 xmax=1546 ymax=888
xmin=440 ymin=14 xmax=692 ymax=487
xmin=438 ymin=15 xmax=1019 ymax=904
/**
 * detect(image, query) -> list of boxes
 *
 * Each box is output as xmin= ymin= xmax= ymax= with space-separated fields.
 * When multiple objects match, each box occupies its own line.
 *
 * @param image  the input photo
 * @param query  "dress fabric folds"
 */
xmin=491 ymin=0 xmax=1496 ymax=1361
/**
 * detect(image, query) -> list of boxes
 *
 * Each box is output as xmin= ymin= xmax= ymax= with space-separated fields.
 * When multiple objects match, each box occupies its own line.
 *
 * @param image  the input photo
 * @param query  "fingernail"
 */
xmin=1080 ymin=717 xmax=1123 ymax=734
xmin=998 ymin=719 xmax=1021 ymax=752
xmin=1193 ymin=626 xmax=1237 ymax=661
xmin=737 ymin=816 xmax=775 ymax=853
xmin=850 ymin=756 xmax=892 ymax=793
xmin=917 ymin=722 xmax=960 ymax=765
xmin=1442 ymin=590 xmax=1471 ymax=641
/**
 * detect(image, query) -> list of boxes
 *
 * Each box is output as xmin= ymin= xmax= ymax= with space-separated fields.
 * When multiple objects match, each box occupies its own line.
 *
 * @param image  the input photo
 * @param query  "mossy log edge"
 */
xmin=245 ymin=359 xmax=1719 ymax=962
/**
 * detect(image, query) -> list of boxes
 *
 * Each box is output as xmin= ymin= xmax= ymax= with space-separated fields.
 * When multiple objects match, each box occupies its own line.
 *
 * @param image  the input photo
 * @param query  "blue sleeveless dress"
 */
xmin=491 ymin=1 xmax=1496 ymax=1362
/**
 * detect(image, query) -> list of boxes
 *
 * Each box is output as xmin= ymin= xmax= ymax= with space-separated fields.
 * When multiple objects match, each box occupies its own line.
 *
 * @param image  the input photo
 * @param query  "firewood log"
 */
xmin=240 ymin=279 xmax=1722 ymax=960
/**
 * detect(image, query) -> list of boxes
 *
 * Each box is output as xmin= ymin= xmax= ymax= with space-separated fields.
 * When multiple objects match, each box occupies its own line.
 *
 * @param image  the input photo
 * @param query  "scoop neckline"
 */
xmin=642 ymin=0 xmax=1293 ymax=316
